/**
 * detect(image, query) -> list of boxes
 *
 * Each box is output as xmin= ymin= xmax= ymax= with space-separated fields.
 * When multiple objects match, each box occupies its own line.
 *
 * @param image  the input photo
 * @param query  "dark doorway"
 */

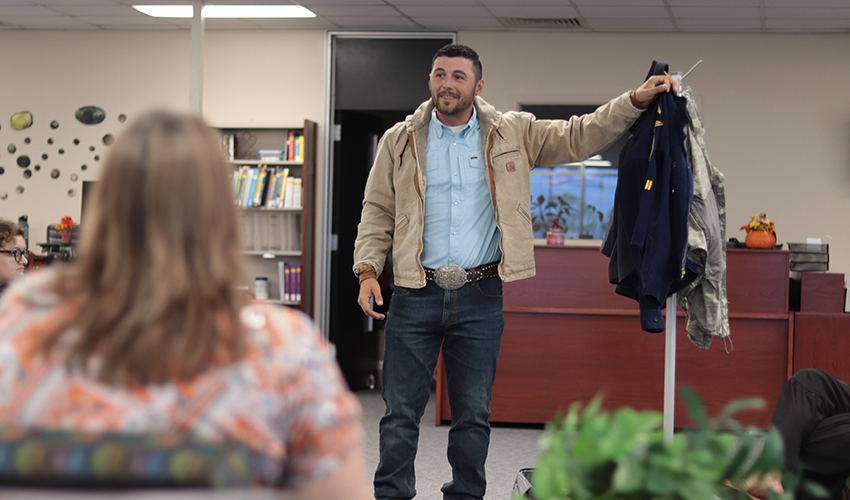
xmin=328 ymin=35 xmax=454 ymax=390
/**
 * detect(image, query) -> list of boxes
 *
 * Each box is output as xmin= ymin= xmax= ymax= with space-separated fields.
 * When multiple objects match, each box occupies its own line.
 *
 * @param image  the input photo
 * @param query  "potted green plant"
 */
xmin=515 ymin=388 xmax=822 ymax=500
xmin=578 ymin=204 xmax=605 ymax=240
xmin=531 ymin=195 xmax=573 ymax=237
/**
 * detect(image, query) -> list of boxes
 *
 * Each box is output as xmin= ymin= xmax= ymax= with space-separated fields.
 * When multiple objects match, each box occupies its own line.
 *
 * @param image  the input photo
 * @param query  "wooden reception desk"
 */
xmin=435 ymin=246 xmax=792 ymax=429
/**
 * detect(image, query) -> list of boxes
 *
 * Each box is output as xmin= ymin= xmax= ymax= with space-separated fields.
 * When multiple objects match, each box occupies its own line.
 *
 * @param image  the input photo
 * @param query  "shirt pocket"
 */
xmin=463 ymin=154 xmax=486 ymax=199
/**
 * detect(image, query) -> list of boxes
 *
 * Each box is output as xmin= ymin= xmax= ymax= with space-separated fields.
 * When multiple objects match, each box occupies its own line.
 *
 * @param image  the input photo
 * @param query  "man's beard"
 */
xmin=432 ymin=90 xmax=475 ymax=117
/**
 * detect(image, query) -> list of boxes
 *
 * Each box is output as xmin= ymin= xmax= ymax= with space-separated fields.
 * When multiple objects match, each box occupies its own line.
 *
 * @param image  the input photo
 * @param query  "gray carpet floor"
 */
xmin=355 ymin=389 xmax=544 ymax=500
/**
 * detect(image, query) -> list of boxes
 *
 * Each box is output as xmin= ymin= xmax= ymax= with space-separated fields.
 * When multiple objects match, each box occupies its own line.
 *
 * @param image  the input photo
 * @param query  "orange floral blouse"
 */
xmin=0 ymin=269 xmax=363 ymax=486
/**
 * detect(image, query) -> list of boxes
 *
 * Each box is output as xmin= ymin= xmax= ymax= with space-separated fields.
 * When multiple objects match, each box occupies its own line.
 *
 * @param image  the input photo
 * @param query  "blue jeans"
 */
xmin=374 ymin=277 xmax=504 ymax=500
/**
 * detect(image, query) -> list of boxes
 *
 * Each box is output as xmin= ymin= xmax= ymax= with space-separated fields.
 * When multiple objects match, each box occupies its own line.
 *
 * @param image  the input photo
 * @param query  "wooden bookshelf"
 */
xmin=218 ymin=120 xmax=317 ymax=319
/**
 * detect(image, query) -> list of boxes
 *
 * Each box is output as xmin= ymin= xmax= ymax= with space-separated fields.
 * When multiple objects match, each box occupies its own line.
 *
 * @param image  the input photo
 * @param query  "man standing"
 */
xmin=353 ymin=44 xmax=678 ymax=500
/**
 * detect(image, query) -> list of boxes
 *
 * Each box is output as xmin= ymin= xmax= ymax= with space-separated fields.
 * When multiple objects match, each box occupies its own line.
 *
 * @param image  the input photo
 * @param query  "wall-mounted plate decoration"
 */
xmin=75 ymin=106 xmax=105 ymax=125
xmin=11 ymin=111 xmax=33 ymax=131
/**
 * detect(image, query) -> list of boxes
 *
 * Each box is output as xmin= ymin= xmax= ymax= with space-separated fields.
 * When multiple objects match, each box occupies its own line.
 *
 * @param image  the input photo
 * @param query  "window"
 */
xmin=530 ymin=156 xmax=616 ymax=239
xmin=520 ymin=104 xmax=628 ymax=240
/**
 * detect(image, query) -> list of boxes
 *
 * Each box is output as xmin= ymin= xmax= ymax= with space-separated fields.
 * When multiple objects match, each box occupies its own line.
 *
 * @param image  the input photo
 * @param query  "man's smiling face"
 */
xmin=428 ymin=56 xmax=484 ymax=125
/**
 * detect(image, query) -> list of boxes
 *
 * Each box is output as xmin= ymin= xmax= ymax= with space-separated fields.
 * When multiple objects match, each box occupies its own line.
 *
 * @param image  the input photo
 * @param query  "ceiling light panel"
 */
xmin=133 ymin=5 xmax=315 ymax=18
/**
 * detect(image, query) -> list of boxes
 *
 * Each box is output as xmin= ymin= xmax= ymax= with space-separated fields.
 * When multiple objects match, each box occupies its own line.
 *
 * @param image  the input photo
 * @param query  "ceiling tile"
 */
xmin=306 ymin=5 xmax=403 ymax=16
xmin=0 ymin=15 xmax=92 ymax=25
xmin=0 ymin=6 xmax=62 ymax=16
xmin=250 ymin=17 xmax=340 ymax=27
xmin=397 ymin=5 xmax=490 ymax=17
xmin=766 ymin=18 xmax=850 ymax=30
xmin=671 ymin=7 xmax=760 ymax=18
xmin=33 ymin=0 xmax=118 ymax=4
xmin=668 ymin=0 xmax=758 ymax=5
xmin=294 ymin=0 xmax=387 ymax=5
xmin=96 ymin=24 xmax=179 ymax=30
xmin=675 ymin=18 xmax=762 ymax=30
xmin=586 ymin=18 xmax=674 ymax=31
xmin=480 ymin=0 xmax=570 ymax=4
xmin=42 ymin=5 xmax=138 ymax=16
xmin=766 ymin=7 xmax=850 ymax=18
xmin=324 ymin=15 xmax=418 ymax=26
xmin=765 ymin=0 xmax=850 ymax=6
xmin=486 ymin=6 xmax=579 ymax=18
xmin=83 ymin=15 xmax=175 ymax=25
xmin=389 ymin=0 xmax=479 ymax=4
xmin=413 ymin=16 xmax=504 ymax=28
xmin=572 ymin=0 xmax=664 ymax=4
xmin=579 ymin=6 xmax=669 ymax=18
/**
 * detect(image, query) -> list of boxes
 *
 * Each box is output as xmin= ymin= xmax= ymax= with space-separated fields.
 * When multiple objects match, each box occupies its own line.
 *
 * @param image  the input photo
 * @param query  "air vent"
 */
xmin=499 ymin=17 xmax=587 ymax=29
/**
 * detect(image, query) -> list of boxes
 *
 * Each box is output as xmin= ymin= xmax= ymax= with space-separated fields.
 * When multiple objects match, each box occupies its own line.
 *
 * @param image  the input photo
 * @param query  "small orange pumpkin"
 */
xmin=745 ymin=230 xmax=776 ymax=249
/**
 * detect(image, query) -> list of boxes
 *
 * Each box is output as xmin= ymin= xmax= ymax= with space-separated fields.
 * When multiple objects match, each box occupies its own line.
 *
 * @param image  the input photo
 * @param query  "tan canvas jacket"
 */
xmin=353 ymin=92 xmax=643 ymax=288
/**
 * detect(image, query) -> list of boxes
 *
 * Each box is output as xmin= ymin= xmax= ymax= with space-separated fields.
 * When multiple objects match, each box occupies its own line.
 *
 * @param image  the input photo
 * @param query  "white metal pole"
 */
xmin=663 ymin=292 xmax=677 ymax=444
xmin=189 ymin=2 xmax=204 ymax=115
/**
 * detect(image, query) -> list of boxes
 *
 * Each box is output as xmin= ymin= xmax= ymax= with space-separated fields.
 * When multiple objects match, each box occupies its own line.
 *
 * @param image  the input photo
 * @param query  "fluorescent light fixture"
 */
xmin=133 ymin=5 xmax=193 ymax=18
xmin=133 ymin=5 xmax=315 ymax=19
xmin=205 ymin=5 xmax=315 ymax=18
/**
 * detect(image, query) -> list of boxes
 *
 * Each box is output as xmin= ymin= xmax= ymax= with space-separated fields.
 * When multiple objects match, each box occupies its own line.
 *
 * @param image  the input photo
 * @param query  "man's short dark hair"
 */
xmin=432 ymin=44 xmax=482 ymax=82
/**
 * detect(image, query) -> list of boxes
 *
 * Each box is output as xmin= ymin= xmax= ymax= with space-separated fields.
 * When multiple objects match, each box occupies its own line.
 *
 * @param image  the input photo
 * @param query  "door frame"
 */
xmin=317 ymin=31 xmax=456 ymax=336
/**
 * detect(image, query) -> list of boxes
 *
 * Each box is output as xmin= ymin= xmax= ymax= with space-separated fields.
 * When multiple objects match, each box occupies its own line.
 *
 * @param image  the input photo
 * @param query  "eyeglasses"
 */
xmin=0 ymin=249 xmax=29 ymax=263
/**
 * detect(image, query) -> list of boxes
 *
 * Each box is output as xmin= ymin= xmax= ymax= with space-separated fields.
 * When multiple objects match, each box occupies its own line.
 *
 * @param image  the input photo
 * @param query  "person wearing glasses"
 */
xmin=0 ymin=111 xmax=373 ymax=499
xmin=0 ymin=219 xmax=28 ymax=296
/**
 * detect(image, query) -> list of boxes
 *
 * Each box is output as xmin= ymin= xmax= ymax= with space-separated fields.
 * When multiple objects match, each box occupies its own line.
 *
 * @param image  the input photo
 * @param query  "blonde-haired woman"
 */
xmin=0 ymin=110 xmax=372 ymax=499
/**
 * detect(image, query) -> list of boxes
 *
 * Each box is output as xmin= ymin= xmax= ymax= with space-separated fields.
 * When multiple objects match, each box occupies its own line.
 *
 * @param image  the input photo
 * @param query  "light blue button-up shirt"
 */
xmin=420 ymin=108 xmax=501 ymax=270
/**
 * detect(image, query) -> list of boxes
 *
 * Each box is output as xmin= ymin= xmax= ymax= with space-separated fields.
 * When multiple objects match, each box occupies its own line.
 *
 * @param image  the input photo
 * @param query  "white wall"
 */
xmin=2 ymin=28 xmax=849 ymax=288
xmin=462 ymin=31 xmax=850 ymax=276
xmin=0 ymin=29 xmax=326 ymax=258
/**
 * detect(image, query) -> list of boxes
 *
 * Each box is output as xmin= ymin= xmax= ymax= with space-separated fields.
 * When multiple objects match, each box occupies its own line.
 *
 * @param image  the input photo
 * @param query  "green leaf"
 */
xmin=712 ymin=398 xmax=765 ymax=429
xmin=612 ymin=458 xmax=645 ymax=492
xmin=800 ymin=479 xmax=829 ymax=498
xmin=645 ymin=464 xmax=676 ymax=495
xmin=680 ymin=386 xmax=709 ymax=429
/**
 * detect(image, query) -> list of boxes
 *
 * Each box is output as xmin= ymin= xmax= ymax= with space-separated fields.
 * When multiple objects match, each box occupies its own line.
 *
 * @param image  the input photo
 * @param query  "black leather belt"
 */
xmin=424 ymin=262 xmax=499 ymax=290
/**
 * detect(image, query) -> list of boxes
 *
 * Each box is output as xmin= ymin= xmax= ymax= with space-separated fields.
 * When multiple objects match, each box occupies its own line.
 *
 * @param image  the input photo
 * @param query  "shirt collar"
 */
xmin=430 ymin=106 xmax=479 ymax=139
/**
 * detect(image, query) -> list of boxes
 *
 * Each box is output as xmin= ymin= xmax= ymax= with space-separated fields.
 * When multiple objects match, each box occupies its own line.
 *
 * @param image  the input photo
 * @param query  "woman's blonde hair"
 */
xmin=58 ymin=110 xmax=246 ymax=385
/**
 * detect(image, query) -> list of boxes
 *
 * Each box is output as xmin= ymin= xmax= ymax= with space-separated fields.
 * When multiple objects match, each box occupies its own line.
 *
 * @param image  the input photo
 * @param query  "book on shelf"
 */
xmin=258 ymin=149 xmax=284 ymax=162
xmin=230 ymin=165 xmax=300 ymax=210
xmin=277 ymin=262 xmax=286 ymax=300
xmin=295 ymin=135 xmax=305 ymax=163
xmin=245 ymin=167 xmax=259 ymax=208
xmin=287 ymin=131 xmax=296 ymax=162
xmin=294 ymin=265 xmax=301 ymax=302
xmin=293 ymin=178 xmax=302 ymax=209
xmin=253 ymin=166 xmax=266 ymax=208
xmin=275 ymin=168 xmax=289 ymax=208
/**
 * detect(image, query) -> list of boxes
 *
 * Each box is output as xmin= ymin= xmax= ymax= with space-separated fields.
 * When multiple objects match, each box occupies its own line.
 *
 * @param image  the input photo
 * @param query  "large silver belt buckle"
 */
xmin=433 ymin=264 xmax=468 ymax=290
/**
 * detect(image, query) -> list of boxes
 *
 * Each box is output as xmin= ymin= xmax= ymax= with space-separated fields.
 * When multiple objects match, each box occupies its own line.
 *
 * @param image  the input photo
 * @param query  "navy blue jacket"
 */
xmin=601 ymin=90 xmax=696 ymax=332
